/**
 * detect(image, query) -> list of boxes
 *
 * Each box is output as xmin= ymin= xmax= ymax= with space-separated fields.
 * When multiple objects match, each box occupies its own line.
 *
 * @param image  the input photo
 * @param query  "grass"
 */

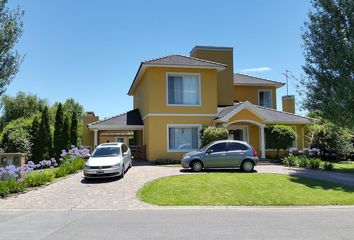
xmin=333 ymin=162 xmax=354 ymax=175
xmin=137 ymin=173 xmax=354 ymax=206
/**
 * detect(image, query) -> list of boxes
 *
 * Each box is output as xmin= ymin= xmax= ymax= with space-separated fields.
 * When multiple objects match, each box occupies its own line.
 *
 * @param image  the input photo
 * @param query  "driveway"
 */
xmin=0 ymin=162 xmax=353 ymax=210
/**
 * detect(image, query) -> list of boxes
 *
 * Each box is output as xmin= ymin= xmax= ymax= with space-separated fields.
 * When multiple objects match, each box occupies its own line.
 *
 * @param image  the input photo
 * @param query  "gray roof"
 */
xmin=217 ymin=102 xmax=313 ymax=124
xmin=143 ymin=54 xmax=227 ymax=68
xmin=234 ymin=73 xmax=285 ymax=87
xmin=89 ymin=109 xmax=143 ymax=127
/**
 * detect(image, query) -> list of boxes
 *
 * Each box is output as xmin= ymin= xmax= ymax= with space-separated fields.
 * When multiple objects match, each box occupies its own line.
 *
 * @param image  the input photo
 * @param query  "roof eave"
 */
xmin=233 ymin=83 xmax=285 ymax=88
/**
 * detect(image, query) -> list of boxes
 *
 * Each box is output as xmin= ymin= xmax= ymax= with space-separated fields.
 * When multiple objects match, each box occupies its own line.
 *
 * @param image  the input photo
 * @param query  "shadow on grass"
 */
xmin=288 ymin=175 xmax=354 ymax=193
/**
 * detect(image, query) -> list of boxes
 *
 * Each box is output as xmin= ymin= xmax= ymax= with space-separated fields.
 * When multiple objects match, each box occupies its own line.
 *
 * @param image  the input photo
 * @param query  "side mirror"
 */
xmin=123 ymin=152 xmax=128 ymax=156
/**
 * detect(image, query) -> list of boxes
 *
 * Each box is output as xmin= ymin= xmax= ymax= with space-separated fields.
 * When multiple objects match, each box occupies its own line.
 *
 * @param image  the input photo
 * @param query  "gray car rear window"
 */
xmin=228 ymin=142 xmax=249 ymax=151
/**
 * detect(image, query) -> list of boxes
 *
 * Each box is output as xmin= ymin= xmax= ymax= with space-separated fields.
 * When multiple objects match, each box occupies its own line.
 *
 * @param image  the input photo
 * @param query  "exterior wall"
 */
xmin=227 ymin=109 xmax=265 ymax=124
xmin=144 ymin=116 xmax=215 ymax=161
xmin=135 ymin=67 xmax=218 ymax=117
xmin=282 ymin=95 xmax=295 ymax=113
xmin=190 ymin=49 xmax=234 ymax=106
xmin=234 ymin=86 xmax=277 ymax=109
xmin=82 ymin=114 xmax=99 ymax=150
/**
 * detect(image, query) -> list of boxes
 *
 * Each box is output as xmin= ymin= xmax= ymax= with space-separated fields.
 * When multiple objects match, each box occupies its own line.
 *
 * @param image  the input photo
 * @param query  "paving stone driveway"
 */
xmin=0 ymin=163 xmax=353 ymax=210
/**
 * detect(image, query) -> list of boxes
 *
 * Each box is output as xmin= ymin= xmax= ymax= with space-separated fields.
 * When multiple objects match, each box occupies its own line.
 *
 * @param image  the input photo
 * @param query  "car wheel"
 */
xmin=241 ymin=160 xmax=254 ymax=172
xmin=191 ymin=161 xmax=203 ymax=172
xmin=120 ymin=165 xmax=125 ymax=178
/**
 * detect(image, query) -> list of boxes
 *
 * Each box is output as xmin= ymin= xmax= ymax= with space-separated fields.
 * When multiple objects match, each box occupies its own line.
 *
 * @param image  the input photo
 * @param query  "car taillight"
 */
xmin=252 ymin=148 xmax=257 ymax=157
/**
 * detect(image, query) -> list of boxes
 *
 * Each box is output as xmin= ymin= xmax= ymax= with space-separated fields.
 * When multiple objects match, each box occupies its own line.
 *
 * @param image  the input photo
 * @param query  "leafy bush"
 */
xmin=297 ymin=157 xmax=310 ymax=168
xmin=281 ymin=155 xmax=299 ymax=166
xmin=6 ymin=179 xmax=26 ymax=193
xmin=309 ymin=158 xmax=322 ymax=170
xmin=306 ymin=119 xmax=354 ymax=161
xmin=1 ymin=118 xmax=33 ymax=157
xmin=54 ymin=157 xmax=84 ymax=178
xmin=200 ymin=126 xmax=229 ymax=147
xmin=0 ymin=181 xmax=10 ymax=198
xmin=23 ymin=170 xmax=54 ymax=188
xmin=265 ymin=125 xmax=296 ymax=157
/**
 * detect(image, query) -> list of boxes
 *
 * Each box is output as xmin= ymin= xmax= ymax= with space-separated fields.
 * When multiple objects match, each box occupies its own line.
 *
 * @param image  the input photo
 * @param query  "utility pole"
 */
xmin=283 ymin=70 xmax=291 ymax=95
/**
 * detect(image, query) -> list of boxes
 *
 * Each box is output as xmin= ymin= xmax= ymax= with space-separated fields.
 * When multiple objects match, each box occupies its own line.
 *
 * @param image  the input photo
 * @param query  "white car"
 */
xmin=83 ymin=143 xmax=132 ymax=179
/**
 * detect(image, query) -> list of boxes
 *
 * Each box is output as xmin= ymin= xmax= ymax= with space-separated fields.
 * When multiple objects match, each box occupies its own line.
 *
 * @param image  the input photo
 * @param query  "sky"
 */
xmin=7 ymin=0 xmax=312 ymax=118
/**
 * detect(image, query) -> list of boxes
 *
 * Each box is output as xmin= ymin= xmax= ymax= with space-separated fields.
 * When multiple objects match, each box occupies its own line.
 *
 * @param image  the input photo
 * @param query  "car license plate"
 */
xmin=97 ymin=170 xmax=104 ymax=174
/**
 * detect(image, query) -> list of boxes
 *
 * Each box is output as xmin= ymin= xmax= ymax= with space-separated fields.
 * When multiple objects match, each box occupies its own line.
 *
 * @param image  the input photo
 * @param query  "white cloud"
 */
xmin=240 ymin=67 xmax=272 ymax=73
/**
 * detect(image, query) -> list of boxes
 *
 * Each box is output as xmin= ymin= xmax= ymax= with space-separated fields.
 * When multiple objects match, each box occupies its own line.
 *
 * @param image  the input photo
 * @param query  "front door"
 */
xmin=230 ymin=126 xmax=248 ymax=142
xmin=202 ymin=142 xmax=228 ymax=167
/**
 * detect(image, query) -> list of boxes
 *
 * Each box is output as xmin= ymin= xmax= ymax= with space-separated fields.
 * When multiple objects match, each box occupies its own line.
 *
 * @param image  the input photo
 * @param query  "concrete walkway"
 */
xmin=0 ymin=163 xmax=353 ymax=210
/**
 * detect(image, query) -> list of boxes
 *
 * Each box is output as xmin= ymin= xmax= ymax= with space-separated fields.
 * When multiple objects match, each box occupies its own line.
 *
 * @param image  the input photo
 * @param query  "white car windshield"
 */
xmin=92 ymin=147 xmax=120 ymax=157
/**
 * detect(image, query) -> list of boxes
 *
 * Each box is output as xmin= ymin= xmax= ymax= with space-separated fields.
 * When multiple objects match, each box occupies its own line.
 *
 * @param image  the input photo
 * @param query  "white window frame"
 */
xmin=258 ymin=89 xmax=273 ymax=108
xmin=166 ymin=72 xmax=201 ymax=107
xmin=166 ymin=124 xmax=202 ymax=152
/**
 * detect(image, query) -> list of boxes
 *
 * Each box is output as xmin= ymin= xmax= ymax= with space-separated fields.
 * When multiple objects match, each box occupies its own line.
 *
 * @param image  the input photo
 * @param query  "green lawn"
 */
xmin=137 ymin=174 xmax=354 ymax=206
xmin=333 ymin=162 xmax=354 ymax=175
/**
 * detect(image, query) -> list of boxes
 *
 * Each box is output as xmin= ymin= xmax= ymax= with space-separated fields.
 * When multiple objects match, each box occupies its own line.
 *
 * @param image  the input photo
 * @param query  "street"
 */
xmin=1 ymin=208 xmax=353 ymax=240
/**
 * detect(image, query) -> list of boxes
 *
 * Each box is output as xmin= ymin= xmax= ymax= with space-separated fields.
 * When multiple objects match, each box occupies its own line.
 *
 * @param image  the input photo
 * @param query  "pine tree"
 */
xmin=70 ymin=112 xmax=78 ymax=147
xmin=62 ymin=116 xmax=70 ymax=150
xmin=30 ymin=116 xmax=41 ymax=163
xmin=301 ymin=0 xmax=354 ymax=130
xmin=38 ymin=106 xmax=52 ymax=159
xmin=53 ymin=103 xmax=64 ymax=158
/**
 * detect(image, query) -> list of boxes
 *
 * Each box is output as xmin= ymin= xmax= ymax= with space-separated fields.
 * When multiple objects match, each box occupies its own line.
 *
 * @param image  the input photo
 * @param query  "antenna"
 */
xmin=283 ymin=70 xmax=292 ymax=96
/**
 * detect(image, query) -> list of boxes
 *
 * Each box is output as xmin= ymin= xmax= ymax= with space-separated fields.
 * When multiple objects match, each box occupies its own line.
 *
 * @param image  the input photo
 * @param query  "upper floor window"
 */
xmin=259 ymin=90 xmax=272 ymax=108
xmin=167 ymin=73 xmax=200 ymax=106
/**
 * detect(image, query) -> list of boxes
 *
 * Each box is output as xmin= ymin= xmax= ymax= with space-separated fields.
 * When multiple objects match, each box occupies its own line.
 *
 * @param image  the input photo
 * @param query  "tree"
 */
xmin=200 ymin=126 xmax=229 ymax=147
xmin=38 ymin=106 xmax=52 ymax=159
xmin=62 ymin=98 xmax=84 ymax=119
xmin=265 ymin=125 xmax=296 ymax=157
xmin=62 ymin=116 xmax=70 ymax=150
xmin=306 ymin=117 xmax=354 ymax=161
xmin=53 ymin=103 xmax=64 ymax=159
xmin=70 ymin=112 xmax=78 ymax=146
xmin=30 ymin=116 xmax=41 ymax=162
xmin=1 ymin=117 xmax=32 ymax=157
xmin=0 ymin=0 xmax=24 ymax=96
xmin=0 ymin=91 xmax=47 ymax=129
xmin=301 ymin=0 xmax=354 ymax=130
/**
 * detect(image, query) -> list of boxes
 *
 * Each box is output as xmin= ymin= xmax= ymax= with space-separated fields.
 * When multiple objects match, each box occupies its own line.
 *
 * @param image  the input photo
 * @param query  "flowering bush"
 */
xmin=60 ymin=146 xmax=90 ymax=160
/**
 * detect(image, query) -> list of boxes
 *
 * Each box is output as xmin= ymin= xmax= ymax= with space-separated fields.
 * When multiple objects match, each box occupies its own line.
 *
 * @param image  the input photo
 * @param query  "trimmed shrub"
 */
xmin=309 ymin=158 xmax=322 ymax=170
xmin=265 ymin=125 xmax=296 ymax=158
xmin=200 ymin=126 xmax=229 ymax=147
xmin=0 ymin=181 xmax=10 ymax=198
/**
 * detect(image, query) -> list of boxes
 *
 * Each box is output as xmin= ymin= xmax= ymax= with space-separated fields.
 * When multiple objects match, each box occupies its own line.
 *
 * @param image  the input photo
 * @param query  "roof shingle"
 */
xmin=89 ymin=109 xmax=143 ymax=127
xmin=234 ymin=73 xmax=285 ymax=87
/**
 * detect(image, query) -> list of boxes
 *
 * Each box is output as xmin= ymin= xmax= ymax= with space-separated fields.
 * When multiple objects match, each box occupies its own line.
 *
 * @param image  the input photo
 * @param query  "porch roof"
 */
xmin=216 ymin=101 xmax=315 ymax=124
xmin=88 ymin=109 xmax=143 ymax=130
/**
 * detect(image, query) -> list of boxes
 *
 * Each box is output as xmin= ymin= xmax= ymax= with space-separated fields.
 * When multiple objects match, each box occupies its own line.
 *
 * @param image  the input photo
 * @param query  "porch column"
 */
xmin=93 ymin=129 xmax=98 ymax=148
xmin=260 ymin=125 xmax=266 ymax=159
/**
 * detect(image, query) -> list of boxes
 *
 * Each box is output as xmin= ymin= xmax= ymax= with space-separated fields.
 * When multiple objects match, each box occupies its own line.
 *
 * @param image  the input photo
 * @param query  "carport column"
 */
xmin=93 ymin=129 xmax=98 ymax=148
xmin=260 ymin=125 xmax=266 ymax=159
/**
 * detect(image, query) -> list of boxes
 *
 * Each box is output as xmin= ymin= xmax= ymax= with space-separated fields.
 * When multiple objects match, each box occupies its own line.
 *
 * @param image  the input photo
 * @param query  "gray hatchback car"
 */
xmin=181 ymin=140 xmax=258 ymax=172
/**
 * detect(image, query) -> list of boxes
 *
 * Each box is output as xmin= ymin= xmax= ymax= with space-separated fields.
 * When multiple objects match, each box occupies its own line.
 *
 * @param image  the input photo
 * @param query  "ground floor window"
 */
xmin=168 ymin=125 xmax=200 ymax=151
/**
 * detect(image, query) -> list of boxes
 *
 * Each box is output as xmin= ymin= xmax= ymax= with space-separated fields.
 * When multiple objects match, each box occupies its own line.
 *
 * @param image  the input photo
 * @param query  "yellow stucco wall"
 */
xmin=282 ymin=95 xmax=295 ymax=113
xmin=144 ymin=116 xmax=215 ymax=161
xmin=132 ymin=67 xmax=218 ymax=119
xmin=190 ymin=49 xmax=234 ymax=106
xmin=227 ymin=109 xmax=265 ymax=124
xmin=234 ymin=86 xmax=277 ymax=109
xmin=82 ymin=114 xmax=99 ymax=150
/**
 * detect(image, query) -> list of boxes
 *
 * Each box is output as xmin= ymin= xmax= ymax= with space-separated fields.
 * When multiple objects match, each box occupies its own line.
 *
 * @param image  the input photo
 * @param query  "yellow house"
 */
xmin=84 ymin=46 xmax=313 ymax=160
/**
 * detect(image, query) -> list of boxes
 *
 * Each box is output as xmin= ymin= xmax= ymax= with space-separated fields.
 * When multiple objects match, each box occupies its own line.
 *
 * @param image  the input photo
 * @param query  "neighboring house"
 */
xmin=83 ymin=46 xmax=313 ymax=160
